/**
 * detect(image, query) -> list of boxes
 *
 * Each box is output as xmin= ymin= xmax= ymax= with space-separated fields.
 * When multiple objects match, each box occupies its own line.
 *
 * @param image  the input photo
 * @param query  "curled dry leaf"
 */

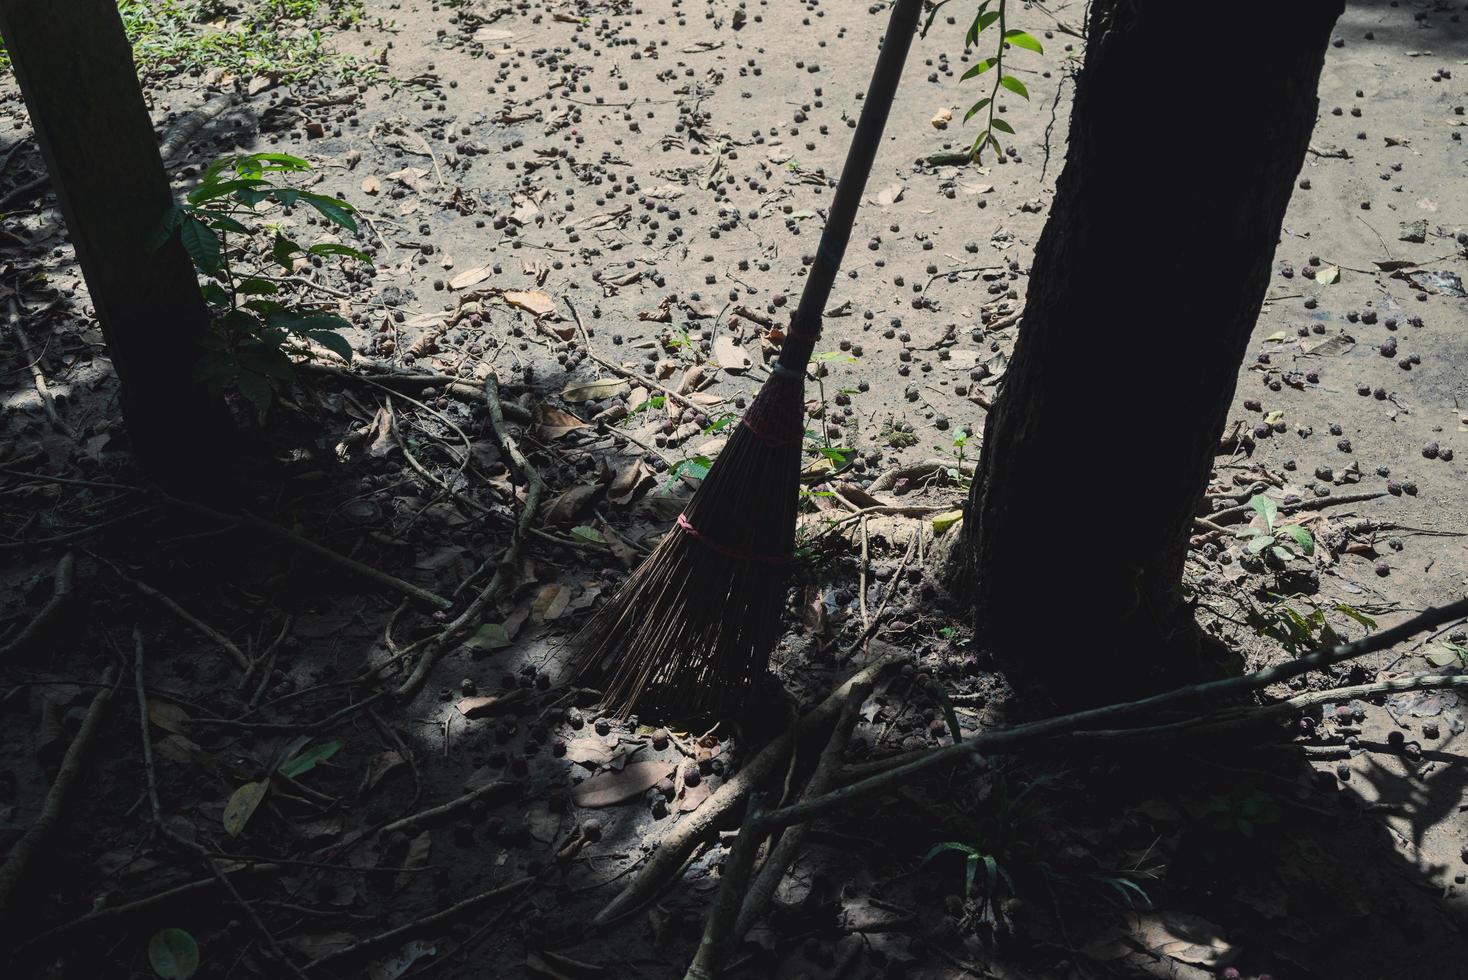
xmin=562 ymin=378 xmax=630 ymax=403
xmin=361 ymin=176 xmax=381 ymax=195
xmin=535 ymin=405 xmax=587 ymax=439
xmin=1136 ymin=911 xmax=1237 ymax=968
xmin=541 ymin=483 xmax=600 ymax=525
xmin=712 ymin=336 xmax=751 ymax=373
xmin=448 ymin=264 xmax=493 ymax=290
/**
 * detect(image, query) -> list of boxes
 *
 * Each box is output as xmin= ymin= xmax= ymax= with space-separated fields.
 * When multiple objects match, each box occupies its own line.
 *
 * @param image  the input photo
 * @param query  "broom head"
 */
xmin=567 ymin=367 xmax=807 ymax=718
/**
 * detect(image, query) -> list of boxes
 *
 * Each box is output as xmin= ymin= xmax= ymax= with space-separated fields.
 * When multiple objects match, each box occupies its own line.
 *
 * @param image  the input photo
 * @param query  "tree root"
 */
xmin=0 ymin=551 xmax=75 ymax=657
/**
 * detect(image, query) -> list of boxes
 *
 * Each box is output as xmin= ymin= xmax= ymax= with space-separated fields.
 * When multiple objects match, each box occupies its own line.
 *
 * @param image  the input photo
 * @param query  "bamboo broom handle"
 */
xmin=779 ymin=0 xmax=924 ymax=372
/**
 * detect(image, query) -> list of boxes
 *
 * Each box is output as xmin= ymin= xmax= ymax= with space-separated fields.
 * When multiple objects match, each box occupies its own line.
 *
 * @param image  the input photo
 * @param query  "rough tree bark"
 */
xmin=0 ymin=0 xmax=229 ymax=492
xmin=950 ymin=0 xmax=1344 ymax=708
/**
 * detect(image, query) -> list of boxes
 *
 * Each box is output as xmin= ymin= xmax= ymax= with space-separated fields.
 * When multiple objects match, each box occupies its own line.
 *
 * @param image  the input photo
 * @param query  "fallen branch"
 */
xmin=394 ymin=375 xmax=543 ymax=699
xmin=868 ymin=458 xmax=975 ymax=493
xmin=305 ymin=876 xmax=534 ymax=972
xmin=1206 ymin=489 xmax=1388 ymax=526
xmin=755 ymin=597 xmax=1468 ymax=834
xmin=8 ymin=299 xmax=77 ymax=438
xmin=377 ymin=780 xmax=518 ymax=837
xmin=684 ymin=793 xmax=770 ymax=980
xmin=0 ymin=551 xmax=75 ymax=657
xmin=163 ymin=495 xmax=452 ymax=611
xmin=594 ymin=651 xmax=902 ymax=924
xmin=0 ymin=665 xmax=118 ymax=922
xmin=98 ymin=556 xmax=250 ymax=672
xmin=734 ymin=682 xmax=869 ymax=940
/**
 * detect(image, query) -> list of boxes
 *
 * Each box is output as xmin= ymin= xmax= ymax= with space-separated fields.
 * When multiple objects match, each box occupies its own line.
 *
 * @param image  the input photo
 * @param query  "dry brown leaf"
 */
xmin=448 ymin=264 xmax=493 ymax=290
xmin=677 ymin=779 xmax=711 ymax=813
xmin=571 ymin=760 xmax=675 ymax=808
xmin=562 ymin=378 xmax=630 ymax=403
xmin=1136 ymin=912 xmax=1237 ymax=968
xmin=360 ymin=176 xmax=381 ymax=196
xmin=563 ymin=738 xmax=616 ymax=767
xmin=503 ymin=289 xmax=556 ymax=317
xmin=541 ymin=484 xmax=599 ymax=525
xmin=534 ymin=405 xmax=587 ymax=439
xmin=638 ymin=297 xmax=672 ymax=322
xmin=608 ymin=460 xmax=653 ymax=506
xmin=712 ymin=336 xmax=751 ymax=373
xmin=147 ymin=698 xmax=191 ymax=734
xmin=531 ymin=583 xmax=572 ymax=622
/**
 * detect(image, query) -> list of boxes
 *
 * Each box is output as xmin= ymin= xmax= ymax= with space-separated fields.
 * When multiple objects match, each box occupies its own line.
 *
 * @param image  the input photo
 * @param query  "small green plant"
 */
xmin=150 ymin=152 xmax=369 ymax=410
xmin=925 ymin=0 xmax=1045 ymax=162
xmin=1249 ymin=596 xmax=1374 ymax=656
xmin=222 ymin=736 xmax=342 ymax=836
xmin=1236 ymin=494 xmax=1315 ymax=564
xmin=1202 ymin=788 xmax=1283 ymax=839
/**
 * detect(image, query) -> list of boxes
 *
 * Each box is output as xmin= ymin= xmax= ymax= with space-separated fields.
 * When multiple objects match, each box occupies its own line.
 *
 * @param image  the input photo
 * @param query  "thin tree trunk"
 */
xmin=0 ymin=0 xmax=230 ymax=492
xmin=951 ymin=0 xmax=1343 ymax=708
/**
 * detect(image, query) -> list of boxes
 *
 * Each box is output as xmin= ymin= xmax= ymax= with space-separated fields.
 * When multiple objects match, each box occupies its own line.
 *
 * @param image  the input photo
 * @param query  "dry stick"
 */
xmin=163 ymin=495 xmax=452 ymax=611
xmin=566 ymin=297 xmax=715 ymax=415
xmin=593 ymin=652 xmax=900 ymax=924
xmin=0 ymin=665 xmax=117 ymax=922
xmin=298 ymin=362 xmax=534 ymax=424
xmin=16 ymin=864 xmax=284 ymax=950
xmin=733 ymin=683 xmax=870 ymax=943
xmin=98 ymin=557 xmax=250 ymax=671
xmin=0 ymin=551 xmax=75 ymax=657
xmin=684 ymin=792 xmax=770 ymax=980
xmin=8 ymin=299 xmax=77 ymax=438
xmin=376 ymin=780 xmax=518 ymax=837
xmin=1207 ymin=489 xmax=1389 ymax=526
xmin=867 ymin=458 xmax=974 ymax=493
xmin=394 ymin=375 xmax=543 ymax=699
xmin=132 ymin=630 xmax=311 ymax=980
xmin=242 ymin=615 xmax=294 ymax=697
xmin=755 ymin=597 xmax=1468 ymax=835
xmin=304 ymin=876 xmax=535 ymax=972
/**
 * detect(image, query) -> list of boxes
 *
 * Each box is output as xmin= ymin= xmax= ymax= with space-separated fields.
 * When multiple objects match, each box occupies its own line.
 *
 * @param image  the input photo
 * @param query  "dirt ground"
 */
xmin=2 ymin=1 xmax=1467 ymax=978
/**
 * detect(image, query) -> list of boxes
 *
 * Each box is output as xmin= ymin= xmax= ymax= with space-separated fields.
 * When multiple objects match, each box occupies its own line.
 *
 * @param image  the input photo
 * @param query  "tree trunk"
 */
xmin=0 ymin=0 xmax=229 ymax=492
xmin=950 ymin=0 xmax=1343 ymax=709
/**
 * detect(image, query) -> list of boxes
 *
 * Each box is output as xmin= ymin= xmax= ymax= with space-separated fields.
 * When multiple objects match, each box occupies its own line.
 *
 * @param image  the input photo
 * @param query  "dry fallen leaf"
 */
xmin=562 ymin=378 xmax=630 ymax=403
xmin=534 ymin=405 xmax=587 ymax=439
xmin=503 ymin=289 xmax=556 ymax=317
xmin=930 ymin=106 xmax=953 ymax=129
xmin=1136 ymin=912 xmax=1237 ymax=968
xmin=571 ymin=760 xmax=675 ymax=807
xmin=541 ymin=483 xmax=599 ymax=525
xmin=448 ymin=264 xmax=493 ymax=290
xmin=531 ymin=583 xmax=572 ymax=622
xmin=712 ymin=336 xmax=751 ymax=373
xmin=563 ymin=738 xmax=616 ymax=767
xmin=360 ymin=176 xmax=381 ymax=196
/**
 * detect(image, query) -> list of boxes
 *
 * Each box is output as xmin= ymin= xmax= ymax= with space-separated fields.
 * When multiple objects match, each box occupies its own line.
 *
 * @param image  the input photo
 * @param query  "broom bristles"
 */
xmin=568 ymin=371 xmax=807 ymax=718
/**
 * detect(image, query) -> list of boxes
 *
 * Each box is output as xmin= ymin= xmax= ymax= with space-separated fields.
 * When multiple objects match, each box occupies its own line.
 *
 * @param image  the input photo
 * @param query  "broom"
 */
xmin=570 ymin=0 xmax=925 ymax=718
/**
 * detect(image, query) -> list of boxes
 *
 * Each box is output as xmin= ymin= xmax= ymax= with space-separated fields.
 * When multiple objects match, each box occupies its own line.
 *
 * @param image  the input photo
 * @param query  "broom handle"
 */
xmin=779 ymin=0 xmax=923 ymax=373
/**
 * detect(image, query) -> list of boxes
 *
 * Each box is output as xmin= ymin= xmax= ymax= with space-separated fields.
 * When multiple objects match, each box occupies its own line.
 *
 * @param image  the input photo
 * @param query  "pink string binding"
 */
xmin=677 ymin=513 xmax=792 ymax=565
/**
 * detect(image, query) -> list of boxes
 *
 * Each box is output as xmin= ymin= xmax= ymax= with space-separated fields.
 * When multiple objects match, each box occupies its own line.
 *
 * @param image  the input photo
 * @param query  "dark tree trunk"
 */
xmin=950 ymin=0 xmax=1343 ymax=709
xmin=0 ymin=0 xmax=229 ymax=492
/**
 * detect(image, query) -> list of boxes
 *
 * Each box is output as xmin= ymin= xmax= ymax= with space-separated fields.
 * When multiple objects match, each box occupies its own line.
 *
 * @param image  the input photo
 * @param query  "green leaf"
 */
xmin=464 ymin=622 xmax=512 ymax=652
xmin=236 ymin=278 xmax=280 ymax=296
xmin=307 ymin=330 xmax=354 ymax=362
xmin=989 ymin=117 xmax=1016 ymax=135
xmin=927 ymin=679 xmax=963 ymax=744
xmin=279 ymin=739 xmax=343 ymax=778
xmin=148 ymin=928 xmax=200 ymax=979
xmin=961 ymin=58 xmax=997 ymax=81
xmin=1426 ymin=643 xmax=1466 ymax=668
xmin=307 ymin=242 xmax=372 ymax=262
xmin=1003 ymin=29 xmax=1044 ymax=53
xmin=187 ymin=177 xmax=269 ymax=205
xmin=1276 ymin=524 xmax=1314 ymax=556
xmin=569 ymin=525 xmax=605 ymax=544
xmin=271 ymin=235 xmax=301 ymax=271
xmin=145 ymin=204 xmax=185 ymax=251
xmin=999 ymin=75 xmax=1030 ymax=100
xmin=1333 ymin=603 xmax=1376 ymax=631
xmin=1247 ymin=494 xmax=1279 ymax=531
xmin=964 ymin=97 xmax=992 ymax=123
xmin=1246 ymin=534 xmax=1275 ymax=554
xmin=200 ymin=282 xmax=231 ymax=306
xmin=222 ymin=780 xmax=269 ymax=836
xmin=179 ymin=217 xmax=221 ymax=274
xmin=1271 ymin=545 xmax=1294 ymax=563
xmin=235 ymin=370 xmax=275 ymax=412
xmin=298 ymin=191 xmax=359 ymax=231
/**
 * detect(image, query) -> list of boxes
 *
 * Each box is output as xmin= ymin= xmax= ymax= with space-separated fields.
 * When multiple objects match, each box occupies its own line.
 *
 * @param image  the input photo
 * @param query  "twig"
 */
xmin=16 ymin=864 xmax=284 ymax=950
xmin=0 ymin=665 xmax=118 ymax=921
xmin=8 ymin=297 xmax=77 ymax=438
xmin=97 ymin=556 xmax=250 ymax=671
xmin=593 ymin=652 xmax=902 ymax=924
xmin=754 ymin=597 xmax=1468 ymax=834
xmin=243 ymin=615 xmax=294 ymax=698
xmin=163 ymin=495 xmax=453 ymax=610
xmin=304 ymin=876 xmax=534 ymax=972
xmin=393 ymin=375 xmax=543 ymax=699
xmin=1207 ymin=489 xmax=1389 ymax=526
xmin=376 ymin=780 xmax=518 ymax=837
xmin=0 ymin=551 xmax=75 ymax=657
xmin=733 ymin=683 xmax=869 ymax=941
